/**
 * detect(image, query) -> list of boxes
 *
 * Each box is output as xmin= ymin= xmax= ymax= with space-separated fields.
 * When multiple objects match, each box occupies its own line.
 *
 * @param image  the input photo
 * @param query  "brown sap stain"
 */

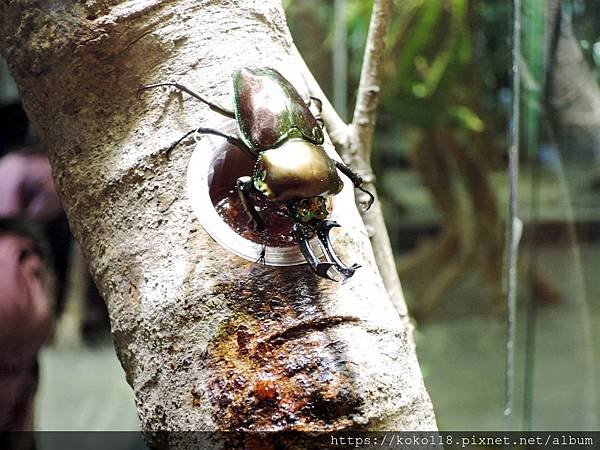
xmin=200 ymin=278 xmax=363 ymax=431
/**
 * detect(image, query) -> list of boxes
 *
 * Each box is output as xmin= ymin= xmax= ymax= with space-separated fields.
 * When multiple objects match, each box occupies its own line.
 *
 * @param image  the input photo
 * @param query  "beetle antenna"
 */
xmin=138 ymin=81 xmax=236 ymax=118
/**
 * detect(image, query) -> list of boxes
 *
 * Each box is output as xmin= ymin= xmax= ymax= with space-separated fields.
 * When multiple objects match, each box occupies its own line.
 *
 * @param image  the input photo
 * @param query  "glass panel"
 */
xmin=288 ymin=0 xmax=600 ymax=431
xmin=518 ymin=0 xmax=600 ymax=430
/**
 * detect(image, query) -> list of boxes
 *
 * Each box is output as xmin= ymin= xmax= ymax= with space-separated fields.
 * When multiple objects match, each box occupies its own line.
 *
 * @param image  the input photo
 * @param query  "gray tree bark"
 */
xmin=0 ymin=0 xmax=435 ymax=438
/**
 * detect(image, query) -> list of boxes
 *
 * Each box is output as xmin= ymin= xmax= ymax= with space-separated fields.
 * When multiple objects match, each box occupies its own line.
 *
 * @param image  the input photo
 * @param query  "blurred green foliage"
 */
xmin=287 ymin=0 xmax=512 ymax=160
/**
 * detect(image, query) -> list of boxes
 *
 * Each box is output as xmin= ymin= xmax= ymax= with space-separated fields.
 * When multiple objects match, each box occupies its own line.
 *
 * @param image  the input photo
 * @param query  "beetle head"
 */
xmin=288 ymin=197 xmax=329 ymax=223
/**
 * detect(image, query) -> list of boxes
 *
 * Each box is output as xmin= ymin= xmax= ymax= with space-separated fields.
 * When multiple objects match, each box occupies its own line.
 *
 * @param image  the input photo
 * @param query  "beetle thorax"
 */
xmin=252 ymin=139 xmax=343 ymax=202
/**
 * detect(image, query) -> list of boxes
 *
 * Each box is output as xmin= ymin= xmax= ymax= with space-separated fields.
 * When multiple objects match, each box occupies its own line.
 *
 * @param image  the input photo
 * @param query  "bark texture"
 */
xmin=0 ymin=0 xmax=435 ymax=436
xmin=295 ymin=0 xmax=410 ymax=324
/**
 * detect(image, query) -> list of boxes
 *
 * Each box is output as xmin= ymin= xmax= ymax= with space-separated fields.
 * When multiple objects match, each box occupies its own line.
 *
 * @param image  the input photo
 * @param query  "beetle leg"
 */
xmin=308 ymin=96 xmax=323 ymax=113
xmin=315 ymin=220 xmax=360 ymax=283
xmin=307 ymin=96 xmax=324 ymax=128
xmin=138 ymin=82 xmax=236 ymax=119
xmin=292 ymin=223 xmax=336 ymax=281
xmin=333 ymin=160 xmax=375 ymax=210
xmin=236 ymin=176 xmax=265 ymax=232
xmin=256 ymin=242 xmax=267 ymax=265
xmin=167 ymin=127 xmax=257 ymax=160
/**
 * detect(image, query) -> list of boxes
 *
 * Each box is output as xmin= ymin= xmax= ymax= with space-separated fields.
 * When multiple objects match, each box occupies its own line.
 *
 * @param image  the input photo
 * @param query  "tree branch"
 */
xmin=347 ymin=0 xmax=410 ymax=323
xmin=348 ymin=0 xmax=392 ymax=163
xmin=294 ymin=0 xmax=410 ymax=326
xmin=292 ymin=43 xmax=349 ymax=148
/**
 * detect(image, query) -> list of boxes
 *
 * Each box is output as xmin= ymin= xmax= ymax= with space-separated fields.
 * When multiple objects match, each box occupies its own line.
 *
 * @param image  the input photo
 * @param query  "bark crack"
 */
xmin=262 ymin=315 xmax=361 ymax=346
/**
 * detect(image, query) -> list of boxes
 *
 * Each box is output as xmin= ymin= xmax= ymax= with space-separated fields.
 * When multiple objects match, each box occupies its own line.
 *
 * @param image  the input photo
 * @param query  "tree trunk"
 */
xmin=0 ymin=0 xmax=435 ymax=437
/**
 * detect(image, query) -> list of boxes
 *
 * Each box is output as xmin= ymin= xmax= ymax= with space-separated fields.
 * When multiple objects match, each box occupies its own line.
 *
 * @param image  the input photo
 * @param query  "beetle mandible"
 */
xmin=139 ymin=67 xmax=374 ymax=282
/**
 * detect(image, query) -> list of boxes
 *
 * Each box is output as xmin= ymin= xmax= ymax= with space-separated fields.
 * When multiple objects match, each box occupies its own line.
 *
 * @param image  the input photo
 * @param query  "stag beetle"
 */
xmin=139 ymin=67 xmax=374 ymax=282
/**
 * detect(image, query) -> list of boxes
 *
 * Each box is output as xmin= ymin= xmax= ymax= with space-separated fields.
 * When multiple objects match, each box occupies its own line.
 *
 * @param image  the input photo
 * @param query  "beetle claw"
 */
xmin=315 ymin=262 xmax=337 ymax=281
xmin=358 ymin=186 xmax=375 ymax=211
xmin=293 ymin=223 xmax=337 ymax=281
xmin=315 ymin=220 xmax=359 ymax=282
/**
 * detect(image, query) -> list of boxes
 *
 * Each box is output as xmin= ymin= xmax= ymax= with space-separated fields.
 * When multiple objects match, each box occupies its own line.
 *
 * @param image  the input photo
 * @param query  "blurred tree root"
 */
xmin=398 ymin=128 xmax=560 ymax=320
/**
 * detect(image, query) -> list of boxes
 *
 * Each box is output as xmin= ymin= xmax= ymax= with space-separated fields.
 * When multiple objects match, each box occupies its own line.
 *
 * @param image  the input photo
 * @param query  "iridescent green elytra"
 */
xmin=233 ymin=67 xmax=324 ymax=149
xmin=232 ymin=67 xmax=342 ymax=221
